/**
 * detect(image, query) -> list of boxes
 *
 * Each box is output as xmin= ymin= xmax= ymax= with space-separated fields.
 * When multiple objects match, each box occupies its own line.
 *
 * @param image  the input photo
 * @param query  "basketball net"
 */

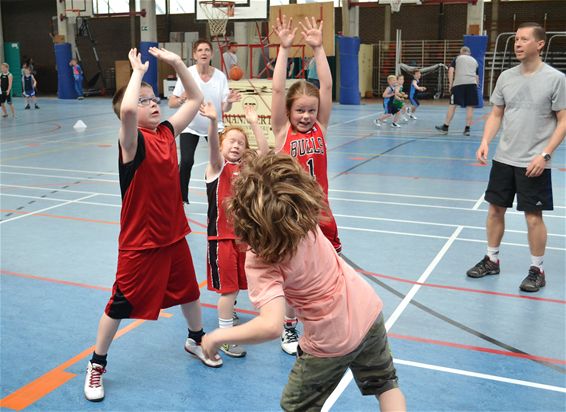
xmin=390 ymin=0 xmax=402 ymax=13
xmin=199 ymin=1 xmax=235 ymax=37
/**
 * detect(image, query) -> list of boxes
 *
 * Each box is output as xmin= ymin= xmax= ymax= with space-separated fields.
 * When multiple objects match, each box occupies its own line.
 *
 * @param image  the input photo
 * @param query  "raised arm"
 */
xmin=272 ymin=15 xmax=296 ymax=146
xmin=244 ymin=105 xmax=269 ymax=155
xmin=119 ymin=48 xmax=148 ymax=163
xmin=300 ymin=17 xmax=331 ymax=129
xmin=149 ymin=47 xmax=203 ymax=135
xmin=476 ymin=104 xmax=504 ymax=164
xmin=200 ymin=102 xmax=223 ymax=178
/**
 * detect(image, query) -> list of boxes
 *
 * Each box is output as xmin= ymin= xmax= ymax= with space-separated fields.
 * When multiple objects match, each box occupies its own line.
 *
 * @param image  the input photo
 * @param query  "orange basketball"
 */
xmin=229 ymin=65 xmax=244 ymax=81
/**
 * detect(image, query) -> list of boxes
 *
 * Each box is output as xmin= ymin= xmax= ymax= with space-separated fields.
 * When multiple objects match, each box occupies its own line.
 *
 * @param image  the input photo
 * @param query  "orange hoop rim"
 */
xmin=199 ymin=0 xmax=235 ymax=8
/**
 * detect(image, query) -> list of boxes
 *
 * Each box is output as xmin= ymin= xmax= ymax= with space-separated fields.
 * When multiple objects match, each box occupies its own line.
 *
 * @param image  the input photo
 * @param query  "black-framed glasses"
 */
xmin=138 ymin=96 xmax=160 ymax=106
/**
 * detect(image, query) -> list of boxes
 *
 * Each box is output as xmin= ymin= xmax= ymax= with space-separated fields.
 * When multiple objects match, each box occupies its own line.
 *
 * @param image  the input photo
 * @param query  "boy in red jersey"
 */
xmin=270 ymin=15 xmax=342 ymax=355
xmin=84 ymin=47 xmax=221 ymax=403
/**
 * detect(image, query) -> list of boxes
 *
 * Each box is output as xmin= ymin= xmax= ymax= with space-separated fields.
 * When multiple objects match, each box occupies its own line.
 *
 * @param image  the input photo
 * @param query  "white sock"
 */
xmin=219 ymin=317 xmax=233 ymax=329
xmin=487 ymin=246 xmax=499 ymax=263
xmin=530 ymin=255 xmax=544 ymax=272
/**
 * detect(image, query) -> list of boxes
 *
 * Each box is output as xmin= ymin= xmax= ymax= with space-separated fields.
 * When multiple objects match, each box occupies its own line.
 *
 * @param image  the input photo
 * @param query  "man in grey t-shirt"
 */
xmin=435 ymin=46 xmax=479 ymax=136
xmin=466 ymin=22 xmax=566 ymax=292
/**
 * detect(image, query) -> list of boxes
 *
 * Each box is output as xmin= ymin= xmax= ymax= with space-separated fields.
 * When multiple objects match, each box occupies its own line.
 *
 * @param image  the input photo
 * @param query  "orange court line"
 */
xmin=0 ymin=275 xmax=207 ymax=410
xmin=0 ymin=209 xmax=207 ymax=235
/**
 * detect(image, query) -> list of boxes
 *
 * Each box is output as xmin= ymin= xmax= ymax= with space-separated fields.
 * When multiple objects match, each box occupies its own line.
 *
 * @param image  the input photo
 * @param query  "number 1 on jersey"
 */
xmin=306 ymin=158 xmax=315 ymax=178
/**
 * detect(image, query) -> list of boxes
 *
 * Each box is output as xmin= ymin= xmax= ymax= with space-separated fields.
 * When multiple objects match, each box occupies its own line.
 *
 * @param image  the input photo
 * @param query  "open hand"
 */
xmin=273 ymin=15 xmax=297 ymax=49
xmin=299 ymin=17 xmax=323 ymax=48
xmin=244 ymin=105 xmax=258 ymax=124
xmin=227 ymin=89 xmax=241 ymax=103
xmin=148 ymin=47 xmax=182 ymax=66
xmin=199 ymin=102 xmax=218 ymax=120
xmin=128 ymin=48 xmax=149 ymax=73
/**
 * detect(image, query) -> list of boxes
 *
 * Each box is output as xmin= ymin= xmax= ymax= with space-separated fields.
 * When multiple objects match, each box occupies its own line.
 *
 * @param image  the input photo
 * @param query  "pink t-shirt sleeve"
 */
xmin=245 ymin=252 xmax=285 ymax=309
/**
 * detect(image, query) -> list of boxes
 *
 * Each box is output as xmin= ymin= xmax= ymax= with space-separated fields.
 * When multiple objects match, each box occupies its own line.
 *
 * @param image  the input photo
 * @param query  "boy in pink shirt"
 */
xmin=202 ymin=152 xmax=406 ymax=411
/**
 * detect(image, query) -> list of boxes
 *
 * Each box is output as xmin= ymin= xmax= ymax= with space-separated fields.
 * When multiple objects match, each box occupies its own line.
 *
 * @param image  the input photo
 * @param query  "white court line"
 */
xmin=0 ymin=164 xmax=119 ymax=176
xmin=394 ymin=358 xmax=566 ymax=393
xmin=323 ymin=195 xmax=470 ymax=411
xmin=334 ymin=214 xmax=566 ymax=238
xmin=330 ymin=189 xmax=477 ymax=203
xmin=328 ymin=113 xmax=377 ymax=128
xmin=0 ymin=194 xmax=97 ymax=224
xmin=0 ymin=171 xmax=118 ymax=183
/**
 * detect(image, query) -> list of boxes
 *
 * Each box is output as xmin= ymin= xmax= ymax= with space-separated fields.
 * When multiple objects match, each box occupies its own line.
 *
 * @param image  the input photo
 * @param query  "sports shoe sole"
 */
xmin=219 ymin=347 xmax=247 ymax=358
xmin=520 ymin=280 xmax=546 ymax=292
xmin=85 ymin=394 xmax=105 ymax=402
xmin=466 ymin=268 xmax=500 ymax=278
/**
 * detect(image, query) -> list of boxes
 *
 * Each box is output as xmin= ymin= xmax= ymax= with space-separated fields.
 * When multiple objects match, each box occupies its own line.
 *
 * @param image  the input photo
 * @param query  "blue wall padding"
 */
xmin=463 ymin=35 xmax=488 ymax=108
xmin=140 ymin=42 xmax=158 ymax=94
xmin=338 ymin=36 xmax=361 ymax=105
xmin=54 ymin=43 xmax=77 ymax=99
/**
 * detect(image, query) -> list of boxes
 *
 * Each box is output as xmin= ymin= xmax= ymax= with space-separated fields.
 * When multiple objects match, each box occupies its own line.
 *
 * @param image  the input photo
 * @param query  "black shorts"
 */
xmin=450 ymin=84 xmax=478 ymax=108
xmin=387 ymin=98 xmax=401 ymax=115
xmin=0 ymin=92 xmax=12 ymax=105
xmin=485 ymin=160 xmax=553 ymax=211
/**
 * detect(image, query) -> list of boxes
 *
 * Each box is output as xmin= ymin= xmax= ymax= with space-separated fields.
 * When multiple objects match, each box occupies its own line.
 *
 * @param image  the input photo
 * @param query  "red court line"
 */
xmin=1 ymin=209 xmax=207 ymax=235
xmin=470 ymin=113 xmax=489 ymax=126
xmin=389 ymin=333 xmax=566 ymax=365
xmin=358 ymin=269 xmax=566 ymax=304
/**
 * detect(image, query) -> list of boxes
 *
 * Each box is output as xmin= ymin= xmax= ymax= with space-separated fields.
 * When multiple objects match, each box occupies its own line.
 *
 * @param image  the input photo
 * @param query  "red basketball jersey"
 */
xmin=279 ymin=123 xmax=329 ymax=195
xmin=206 ymin=161 xmax=240 ymax=240
xmin=118 ymin=122 xmax=190 ymax=250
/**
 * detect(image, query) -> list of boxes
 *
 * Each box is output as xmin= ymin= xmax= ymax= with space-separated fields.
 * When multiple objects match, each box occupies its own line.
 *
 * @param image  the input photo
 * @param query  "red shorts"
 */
xmin=320 ymin=208 xmax=342 ymax=253
xmin=207 ymin=239 xmax=247 ymax=294
xmin=105 ymin=239 xmax=200 ymax=320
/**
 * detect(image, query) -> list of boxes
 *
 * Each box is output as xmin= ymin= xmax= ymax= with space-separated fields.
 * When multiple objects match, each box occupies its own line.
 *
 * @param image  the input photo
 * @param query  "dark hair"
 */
xmin=227 ymin=151 xmax=327 ymax=264
xmin=193 ymin=39 xmax=213 ymax=53
xmin=518 ymin=22 xmax=546 ymax=42
xmin=112 ymin=81 xmax=152 ymax=119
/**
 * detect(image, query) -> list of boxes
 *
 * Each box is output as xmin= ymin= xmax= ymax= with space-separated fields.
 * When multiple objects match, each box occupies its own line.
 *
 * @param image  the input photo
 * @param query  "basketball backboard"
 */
xmin=195 ymin=0 xmax=269 ymax=21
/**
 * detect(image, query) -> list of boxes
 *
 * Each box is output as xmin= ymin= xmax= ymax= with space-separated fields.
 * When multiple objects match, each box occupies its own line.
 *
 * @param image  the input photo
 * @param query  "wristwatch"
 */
xmin=541 ymin=152 xmax=551 ymax=161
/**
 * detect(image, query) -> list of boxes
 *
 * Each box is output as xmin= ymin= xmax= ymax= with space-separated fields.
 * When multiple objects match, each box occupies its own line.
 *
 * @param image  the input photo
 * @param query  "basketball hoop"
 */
xmin=199 ymin=1 xmax=235 ymax=37
xmin=390 ymin=0 xmax=402 ymax=13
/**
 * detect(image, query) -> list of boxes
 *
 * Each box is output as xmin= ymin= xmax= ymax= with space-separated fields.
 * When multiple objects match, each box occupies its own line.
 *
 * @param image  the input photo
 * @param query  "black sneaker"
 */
xmin=24 ymin=104 xmax=30 ymax=110
xmin=35 ymin=104 xmax=40 ymax=109
xmin=463 ymin=127 xmax=470 ymax=136
xmin=435 ymin=124 xmax=449 ymax=134
xmin=466 ymin=256 xmax=500 ymax=278
xmin=519 ymin=266 xmax=546 ymax=292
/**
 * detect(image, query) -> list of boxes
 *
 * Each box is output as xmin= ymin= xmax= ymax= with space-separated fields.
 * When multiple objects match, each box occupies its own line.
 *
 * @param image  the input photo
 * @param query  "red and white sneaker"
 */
xmin=84 ymin=361 xmax=106 ymax=402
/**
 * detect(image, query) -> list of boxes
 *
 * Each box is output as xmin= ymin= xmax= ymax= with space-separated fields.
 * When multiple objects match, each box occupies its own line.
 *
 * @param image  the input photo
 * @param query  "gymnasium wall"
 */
xmin=1 ymin=0 xmax=564 ymax=94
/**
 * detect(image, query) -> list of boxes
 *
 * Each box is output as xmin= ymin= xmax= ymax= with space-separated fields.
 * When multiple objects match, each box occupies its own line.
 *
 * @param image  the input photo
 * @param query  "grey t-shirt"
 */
xmin=451 ymin=55 xmax=479 ymax=87
xmin=491 ymin=63 xmax=566 ymax=168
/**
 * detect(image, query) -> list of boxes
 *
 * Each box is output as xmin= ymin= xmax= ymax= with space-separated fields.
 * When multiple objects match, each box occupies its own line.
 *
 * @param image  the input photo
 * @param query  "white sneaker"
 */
xmin=281 ymin=327 xmax=299 ymax=355
xmin=391 ymin=122 xmax=401 ymax=128
xmin=84 ymin=362 xmax=105 ymax=402
xmin=185 ymin=338 xmax=223 ymax=368
xmin=219 ymin=343 xmax=247 ymax=358
xmin=410 ymin=114 xmax=418 ymax=120
xmin=372 ymin=119 xmax=382 ymax=127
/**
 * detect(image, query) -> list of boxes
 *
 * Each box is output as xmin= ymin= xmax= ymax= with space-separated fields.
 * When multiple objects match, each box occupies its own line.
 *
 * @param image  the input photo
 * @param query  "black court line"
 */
xmin=333 ymin=138 xmax=419 ymax=178
xmin=341 ymin=255 xmax=566 ymax=374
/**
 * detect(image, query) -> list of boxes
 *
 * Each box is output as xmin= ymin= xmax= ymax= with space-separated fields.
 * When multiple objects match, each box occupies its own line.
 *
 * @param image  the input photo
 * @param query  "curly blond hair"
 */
xmin=227 ymin=151 xmax=327 ymax=264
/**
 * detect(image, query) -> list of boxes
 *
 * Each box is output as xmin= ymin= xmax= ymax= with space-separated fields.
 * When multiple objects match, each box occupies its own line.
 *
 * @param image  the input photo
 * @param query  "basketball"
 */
xmin=229 ymin=65 xmax=244 ymax=81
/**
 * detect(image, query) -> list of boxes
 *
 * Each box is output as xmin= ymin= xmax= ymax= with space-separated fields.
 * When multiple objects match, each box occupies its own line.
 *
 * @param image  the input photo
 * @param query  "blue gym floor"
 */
xmin=1 ymin=96 xmax=565 ymax=411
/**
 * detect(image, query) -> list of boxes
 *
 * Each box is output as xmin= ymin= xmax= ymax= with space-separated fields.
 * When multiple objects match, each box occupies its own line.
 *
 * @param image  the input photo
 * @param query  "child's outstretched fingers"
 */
xmin=244 ymin=105 xmax=258 ymax=124
xmin=299 ymin=17 xmax=323 ymax=48
xmin=199 ymin=101 xmax=217 ymax=120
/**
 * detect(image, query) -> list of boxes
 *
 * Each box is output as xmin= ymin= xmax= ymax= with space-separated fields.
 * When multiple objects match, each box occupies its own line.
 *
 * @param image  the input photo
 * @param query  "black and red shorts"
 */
xmin=105 ymin=238 xmax=200 ymax=320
